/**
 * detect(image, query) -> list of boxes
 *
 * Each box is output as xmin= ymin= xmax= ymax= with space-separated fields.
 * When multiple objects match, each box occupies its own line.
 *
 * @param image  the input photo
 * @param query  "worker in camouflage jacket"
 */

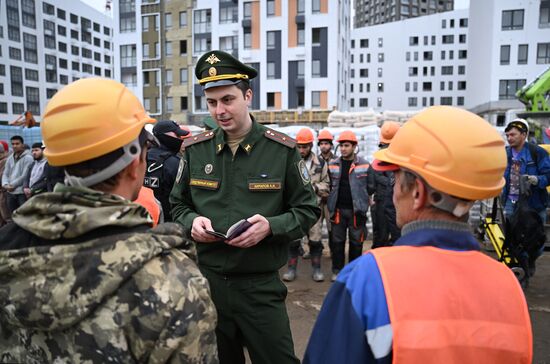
xmin=0 ymin=78 xmax=218 ymax=363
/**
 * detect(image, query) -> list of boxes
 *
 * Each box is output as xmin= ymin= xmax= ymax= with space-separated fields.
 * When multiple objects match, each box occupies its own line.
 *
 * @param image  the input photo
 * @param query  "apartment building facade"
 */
xmin=467 ymin=0 xmax=550 ymax=124
xmin=354 ymin=0 xmax=453 ymax=28
xmin=0 ymin=0 xmax=114 ymax=123
xmin=191 ymin=0 xmax=351 ymax=118
xmin=349 ymin=8 xmax=469 ymax=111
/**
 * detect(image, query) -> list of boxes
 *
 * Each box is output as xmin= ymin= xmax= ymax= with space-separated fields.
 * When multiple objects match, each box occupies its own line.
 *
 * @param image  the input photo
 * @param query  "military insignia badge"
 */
xmin=298 ymin=160 xmax=311 ymax=184
xmin=205 ymin=164 xmax=214 ymax=174
xmin=206 ymin=54 xmax=221 ymax=65
xmin=208 ymin=67 xmax=217 ymax=76
xmin=176 ymin=159 xmax=187 ymax=184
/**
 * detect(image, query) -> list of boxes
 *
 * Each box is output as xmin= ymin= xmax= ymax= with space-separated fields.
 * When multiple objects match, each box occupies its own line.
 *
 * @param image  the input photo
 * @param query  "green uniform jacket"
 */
xmin=171 ymin=119 xmax=320 ymax=274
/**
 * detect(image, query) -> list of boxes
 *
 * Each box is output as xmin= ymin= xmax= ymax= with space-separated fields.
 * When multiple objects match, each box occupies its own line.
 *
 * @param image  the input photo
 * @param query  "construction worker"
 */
xmin=318 ymin=129 xmax=335 ymax=163
xmin=304 ymin=106 xmax=532 ymax=364
xmin=135 ymin=186 xmax=163 ymax=227
xmin=0 ymin=78 xmax=218 ymax=362
xmin=327 ymin=130 xmax=370 ymax=281
xmin=283 ymin=128 xmax=330 ymax=282
xmin=171 ymin=50 xmax=319 ymax=364
xmin=2 ymin=135 xmax=33 ymax=215
xmin=368 ymin=121 xmax=401 ymax=248
xmin=0 ymin=140 xmax=10 ymax=226
xmin=502 ymin=118 xmax=550 ymax=276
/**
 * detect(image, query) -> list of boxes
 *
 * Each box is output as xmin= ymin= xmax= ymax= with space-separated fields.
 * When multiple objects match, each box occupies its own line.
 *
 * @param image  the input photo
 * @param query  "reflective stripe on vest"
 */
xmin=371 ymin=246 xmax=532 ymax=364
xmin=135 ymin=187 xmax=160 ymax=227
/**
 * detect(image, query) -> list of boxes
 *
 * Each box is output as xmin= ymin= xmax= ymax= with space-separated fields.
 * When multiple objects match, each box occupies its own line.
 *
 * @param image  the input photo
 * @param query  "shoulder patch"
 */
xmin=183 ymin=130 xmax=215 ymax=148
xmin=264 ymin=129 xmax=296 ymax=148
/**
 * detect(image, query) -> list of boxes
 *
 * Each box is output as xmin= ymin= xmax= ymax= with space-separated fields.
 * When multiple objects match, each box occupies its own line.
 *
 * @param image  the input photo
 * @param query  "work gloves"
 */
xmin=525 ymin=175 xmax=539 ymax=186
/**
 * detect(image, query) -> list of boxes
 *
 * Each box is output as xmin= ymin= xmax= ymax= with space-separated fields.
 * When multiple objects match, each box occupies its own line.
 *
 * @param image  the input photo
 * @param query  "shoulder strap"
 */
xmin=527 ymin=142 xmax=539 ymax=168
xmin=183 ymin=130 xmax=215 ymax=148
xmin=264 ymin=129 xmax=296 ymax=148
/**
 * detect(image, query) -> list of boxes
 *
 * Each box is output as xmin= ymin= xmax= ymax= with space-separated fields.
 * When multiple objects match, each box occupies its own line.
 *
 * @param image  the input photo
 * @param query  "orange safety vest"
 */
xmin=135 ymin=187 xmax=161 ymax=227
xmin=371 ymin=246 xmax=532 ymax=364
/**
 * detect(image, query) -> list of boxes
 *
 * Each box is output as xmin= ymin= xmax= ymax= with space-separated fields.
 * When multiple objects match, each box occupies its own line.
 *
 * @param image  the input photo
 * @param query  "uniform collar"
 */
xmin=214 ymin=114 xmax=263 ymax=155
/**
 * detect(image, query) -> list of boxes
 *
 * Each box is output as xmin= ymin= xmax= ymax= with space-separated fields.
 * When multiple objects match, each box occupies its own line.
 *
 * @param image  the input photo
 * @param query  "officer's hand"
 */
xmin=23 ymin=187 xmax=31 ymax=198
xmin=227 ymin=214 xmax=271 ymax=248
xmin=526 ymin=175 xmax=539 ymax=186
xmin=191 ymin=216 xmax=219 ymax=243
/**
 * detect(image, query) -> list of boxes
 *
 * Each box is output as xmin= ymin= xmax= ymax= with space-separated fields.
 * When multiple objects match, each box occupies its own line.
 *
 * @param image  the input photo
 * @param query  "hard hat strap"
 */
xmin=64 ymin=137 xmax=142 ymax=188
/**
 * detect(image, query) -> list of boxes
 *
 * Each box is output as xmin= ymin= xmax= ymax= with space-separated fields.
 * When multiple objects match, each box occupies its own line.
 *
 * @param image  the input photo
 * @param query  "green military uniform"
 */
xmin=170 ymin=50 xmax=320 ymax=364
xmin=0 ymin=185 xmax=218 ymax=363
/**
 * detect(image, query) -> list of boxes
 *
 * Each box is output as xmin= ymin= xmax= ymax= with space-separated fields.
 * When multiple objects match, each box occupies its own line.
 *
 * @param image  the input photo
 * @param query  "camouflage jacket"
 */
xmin=0 ymin=185 xmax=218 ymax=363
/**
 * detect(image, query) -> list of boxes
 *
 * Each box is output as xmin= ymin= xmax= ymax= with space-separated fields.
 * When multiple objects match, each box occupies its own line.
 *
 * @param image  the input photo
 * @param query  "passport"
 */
xmin=205 ymin=219 xmax=252 ymax=240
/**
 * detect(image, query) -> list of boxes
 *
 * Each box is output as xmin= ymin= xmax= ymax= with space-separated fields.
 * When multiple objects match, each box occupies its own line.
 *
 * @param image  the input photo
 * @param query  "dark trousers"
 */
xmin=371 ymin=201 xmax=401 ymax=249
xmin=330 ymin=208 xmax=367 ymax=272
xmin=201 ymin=268 xmax=299 ymax=364
xmin=6 ymin=193 xmax=26 ymax=215
xmin=288 ymin=239 xmax=323 ymax=258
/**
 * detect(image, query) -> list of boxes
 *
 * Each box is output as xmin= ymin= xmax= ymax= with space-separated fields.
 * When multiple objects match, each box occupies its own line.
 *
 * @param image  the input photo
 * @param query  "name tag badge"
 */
xmin=249 ymin=182 xmax=282 ymax=191
xmin=190 ymin=178 xmax=220 ymax=190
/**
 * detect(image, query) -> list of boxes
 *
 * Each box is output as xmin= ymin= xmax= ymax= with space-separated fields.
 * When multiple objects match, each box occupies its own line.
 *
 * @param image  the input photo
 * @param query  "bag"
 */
xmin=144 ymin=152 xmax=172 ymax=191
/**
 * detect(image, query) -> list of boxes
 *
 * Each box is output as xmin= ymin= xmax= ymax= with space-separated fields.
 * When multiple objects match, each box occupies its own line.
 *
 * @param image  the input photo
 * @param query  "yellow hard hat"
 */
xmin=43 ymin=78 xmax=155 ymax=166
xmin=373 ymin=106 xmax=506 ymax=201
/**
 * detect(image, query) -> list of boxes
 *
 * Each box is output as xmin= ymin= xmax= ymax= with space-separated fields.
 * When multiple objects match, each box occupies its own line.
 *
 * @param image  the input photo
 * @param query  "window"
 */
xmin=458 ymin=50 xmax=467 ymax=59
xmin=457 ymin=96 xmax=464 ymax=106
xmin=220 ymin=4 xmax=237 ymax=23
xmin=94 ymin=66 xmax=101 ymax=76
xmin=541 ymin=0 xmax=550 ymax=27
xmin=459 ymin=18 xmax=468 ymax=27
xmin=440 ymin=97 xmax=452 ymax=105
xmin=244 ymin=30 xmax=252 ymax=49
xmin=459 ymin=34 xmax=466 ymax=43
xmin=104 ymin=54 xmax=111 ymax=64
xmin=267 ymin=92 xmax=276 ymax=108
xmin=267 ymin=62 xmax=276 ymax=79
xmin=458 ymin=65 xmax=465 ymax=75
xmin=409 ymin=67 xmax=418 ymax=76
xmin=71 ymin=30 xmax=78 ymax=40
xmin=143 ymin=72 xmax=150 ymax=86
xmin=442 ymin=35 xmax=454 ymax=44
xmin=57 ymin=8 xmax=66 ymax=20
xmin=360 ymin=39 xmax=368 ymax=48
xmin=166 ymin=97 xmax=173 ymax=112
xmin=378 ymin=38 xmax=383 ymax=47
xmin=297 ymin=0 xmax=305 ymax=14
xmin=43 ymin=2 xmax=54 ymax=15
xmin=409 ymin=36 xmax=419 ymax=46
xmin=179 ymin=11 xmax=187 ymax=27
xmin=267 ymin=31 xmax=277 ymax=49
xmin=43 ymin=20 xmax=56 ymax=49
xmin=360 ymin=68 xmax=368 ymax=77
xmin=0 ymin=103 xmax=7 ymax=113
xmin=243 ymin=2 xmax=252 ymax=19
xmin=312 ymin=0 xmax=321 ymax=13
xmin=502 ymin=9 xmax=524 ymax=30
xmin=405 ymin=82 xmax=410 ymax=92
xmin=440 ymin=81 xmax=445 ymax=91
xmin=59 ymin=58 xmax=67 ymax=69
xmin=121 ymin=45 xmax=136 ymax=67
xmin=155 ymin=42 xmax=160 ymax=58
xmin=7 ymin=0 xmax=21 ymax=42
xmin=312 ymin=91 xmax=321 ymax=108
xmin=359 ymin=98 xmax=368 ymax=107
xmin=180 ymin=68 xmax=188 ymax=83
xmin=458 ymin=81 xmax=466 ymax=90
xmin=166 ymin=69 xmax=173 ymax=85
xmin=537 ymin=43 xmax=550 ymax=63
xmin=23 ymin=33 xmax=37 ymax=63
xmin=143 ymin=16 xmax=150 ymax=31
xmin=518 ymin=44 xmax=528 ymax=64
xmin=165 ymin=13 xmax=172 ymax=29
xmin=377 ymin=83 xmax=384 ymax=92
xmin=500 ymin=45 xmax=510 ymax=65
xmin=194 ymin=37 xmax=211 ymax=53
xmin=180 ymin=40 xmax=187 ymax=55
xmin=181 ymin=97 xmax=188 ymax=111
xmin=377 ymin=98 xmax=382 ymax=107
xmin=194 ymin=9 xmax=211 ymax=33
xmin=22 ymin=0 xmax=36 ymax=29
xmin=143 ymin=43 xmax=150 ymax=58
xmin=165 ymin=41 xmax=172 ymax=56
xmin=82 ymin=48 xmax=92 ymax=59
xmin=422 ymin=82 xmax=432 ymax=91
xmin=83 ymin=64 xmax=92 ymax=74
xmin=378 ymin=53 xmax=384 ymax=62
xmin=25 ymin=69 xmax=38 ymax=81
xmin=267 ymin=0 xmax=275 ymax=16
xmin=58 ymin=25 xmax=66 ymax=36
xmin=144 ymin=98 xmax=150 ymax=110
xmin=312 ymin=60 xmax=321 ymax=77
xmin=104 ymin=40 xmax=111 ymax=50
xmin=121 ymin=17 xmax=136 ymax=32
xmin=13 ymin=103 xmax=25 ymax=114
xmin=423 ymin=51 xmax=433 ymax=61
xmin=297 ymin=61 xmax=305 ymax=79
xmin=297 ymin=24 xmax=305 ymax=46
xmin=93 ymin=22 xmax=100 ymax=32
xmin=9 ymin=47 xmax=21 ymax=60
xmin=408 ymin=97 xmax=417 ymax=107
xmin=499 ymin=79 xmax=526 ymax=99
xmin=312 ymin=28 xmax=322 ymax=46
xmin=58 ymin=42 xmax=67 ymax=53
xmin=10 ymin=66 xmax=23 ymax=96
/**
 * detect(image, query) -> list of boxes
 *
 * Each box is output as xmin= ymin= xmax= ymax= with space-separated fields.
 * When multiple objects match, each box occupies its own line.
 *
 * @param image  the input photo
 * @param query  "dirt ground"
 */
xmin=283 ymin=244 xmax=550 ymax=363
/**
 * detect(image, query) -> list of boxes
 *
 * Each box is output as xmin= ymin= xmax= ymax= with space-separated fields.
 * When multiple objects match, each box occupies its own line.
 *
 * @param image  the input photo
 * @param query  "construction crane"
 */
xmin=516 ymin=66 xmax=550 ymax=119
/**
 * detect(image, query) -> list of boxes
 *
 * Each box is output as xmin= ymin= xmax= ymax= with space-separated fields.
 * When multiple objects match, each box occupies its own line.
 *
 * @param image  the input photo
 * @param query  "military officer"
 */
xmin=170 ymin=50 xmax=320 ymax=364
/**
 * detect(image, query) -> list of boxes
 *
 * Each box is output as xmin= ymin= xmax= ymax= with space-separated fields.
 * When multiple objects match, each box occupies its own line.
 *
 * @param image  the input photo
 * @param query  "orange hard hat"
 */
xmin=43 ymin=78 xmax=155 ymax=166
xmin=296 ymin=128 xmax=314 ymax=144
xmin=373 ymin=106 xmax=506 ymax=201
xmin=337 ymin=130 xmax=358 ymax=144
xmin=379 ymin=121 xmax=401 ymax=144
xmin=179 ymin=125 xmax=192 ymax=139
xmin=318 ymin=129 xmax=334 ymax=142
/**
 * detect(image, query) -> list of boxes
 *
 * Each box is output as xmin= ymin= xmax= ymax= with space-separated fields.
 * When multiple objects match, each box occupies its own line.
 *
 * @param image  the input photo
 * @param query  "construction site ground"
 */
xmin=282 ymin=241 xmax=550 ymax=363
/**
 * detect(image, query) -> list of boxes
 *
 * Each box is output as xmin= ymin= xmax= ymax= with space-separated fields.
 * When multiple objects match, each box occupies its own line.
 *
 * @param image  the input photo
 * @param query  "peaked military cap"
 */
xmin=195 ymin=50 xmax=258 ymax=90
